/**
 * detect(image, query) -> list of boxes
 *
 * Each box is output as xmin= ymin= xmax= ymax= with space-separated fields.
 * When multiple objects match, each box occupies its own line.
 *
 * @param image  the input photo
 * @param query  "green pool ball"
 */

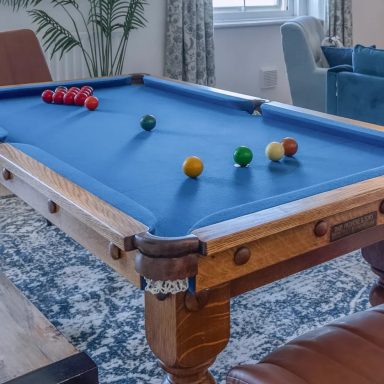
xmin=140 ymin=114 xmax=157 ymax=131
xmin=233 ymin=146 xmax=253 ymax=167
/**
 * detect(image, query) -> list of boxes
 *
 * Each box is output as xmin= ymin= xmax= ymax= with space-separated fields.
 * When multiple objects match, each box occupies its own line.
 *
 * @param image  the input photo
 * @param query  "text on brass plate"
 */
xmin=330 ymin=212 xmax=377 ymax=242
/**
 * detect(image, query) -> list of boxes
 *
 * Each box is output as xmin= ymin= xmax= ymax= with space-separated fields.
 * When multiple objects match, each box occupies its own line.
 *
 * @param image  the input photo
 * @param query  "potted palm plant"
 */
xmin=0 ymin=0 xmax=148 ymax=77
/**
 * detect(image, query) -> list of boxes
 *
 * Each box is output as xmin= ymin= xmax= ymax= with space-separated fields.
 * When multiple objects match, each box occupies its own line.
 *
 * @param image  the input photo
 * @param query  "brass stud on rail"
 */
xmin=234 ymin=246 xmax=251 ymax=265
xmin=109 ymin=243 xmax=122 ymax=260
xmin=2 ymin=168 xmax=12 ymax=181
xmin=314 ymin=220 xmax=329 ymax=237
xmin=47 ymin=200 xmax=58 ymax=214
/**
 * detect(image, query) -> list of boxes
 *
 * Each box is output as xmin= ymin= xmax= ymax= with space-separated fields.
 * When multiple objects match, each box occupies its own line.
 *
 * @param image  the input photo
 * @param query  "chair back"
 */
xmin=281 ymin=16 xmax=328 ymax=112
xmin=0 ymin=29 xmax=52 ymax=86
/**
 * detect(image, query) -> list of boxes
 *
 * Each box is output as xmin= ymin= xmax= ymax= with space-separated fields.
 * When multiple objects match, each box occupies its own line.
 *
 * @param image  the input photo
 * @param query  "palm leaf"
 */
xmin=28 ymin=9 xmax=80 ymax=59
xmin=0 ymin=0 xmax=43 ymax=10
xmin=0 ymin=0 xmax=148 ymax=76
xmin=121 ymin=0 xmax=147 ymax=35
xmin=89 ymin=0 xmax=147 ymax=35
xmin=51 ymin=0 xmax=78 ymax=9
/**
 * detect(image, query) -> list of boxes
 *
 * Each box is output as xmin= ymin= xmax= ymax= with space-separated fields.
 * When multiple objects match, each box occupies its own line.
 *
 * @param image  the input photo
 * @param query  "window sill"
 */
xmin=214 ymin=17 xmax=294 ymax=29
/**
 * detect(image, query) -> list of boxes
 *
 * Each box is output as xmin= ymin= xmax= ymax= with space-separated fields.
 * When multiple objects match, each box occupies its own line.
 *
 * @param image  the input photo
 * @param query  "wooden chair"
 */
xmin=0 ymin=29 xmax=52 ymax=86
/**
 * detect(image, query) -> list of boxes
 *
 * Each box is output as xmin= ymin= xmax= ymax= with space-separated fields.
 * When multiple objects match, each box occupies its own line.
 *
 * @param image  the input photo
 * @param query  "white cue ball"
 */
xmin=265 ymin=142 xmax=285 ymax=161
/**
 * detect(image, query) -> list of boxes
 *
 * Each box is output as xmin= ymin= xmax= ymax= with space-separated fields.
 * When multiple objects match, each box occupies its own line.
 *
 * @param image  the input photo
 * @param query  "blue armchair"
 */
xmin=281 ymin=16 xmax=330 ymax=112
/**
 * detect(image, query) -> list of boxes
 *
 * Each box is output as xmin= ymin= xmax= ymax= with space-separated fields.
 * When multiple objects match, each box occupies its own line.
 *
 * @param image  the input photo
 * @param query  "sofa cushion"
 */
xmin=353 ymin=44 xmax=384 ymax=76
xmin=321 ymin=46 xmax=352 ymax=67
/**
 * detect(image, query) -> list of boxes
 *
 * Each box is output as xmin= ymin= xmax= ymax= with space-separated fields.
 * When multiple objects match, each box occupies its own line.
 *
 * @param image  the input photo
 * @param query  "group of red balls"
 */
xmin=41 ymin=85 xmax=99 ymax=111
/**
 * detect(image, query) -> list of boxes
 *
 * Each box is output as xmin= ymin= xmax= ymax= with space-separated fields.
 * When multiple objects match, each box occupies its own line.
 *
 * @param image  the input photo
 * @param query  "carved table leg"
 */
xmin=144 ymin=284 xmax=230 ymax=384
xmin=362 ymin=241 xmax=384 ymax=306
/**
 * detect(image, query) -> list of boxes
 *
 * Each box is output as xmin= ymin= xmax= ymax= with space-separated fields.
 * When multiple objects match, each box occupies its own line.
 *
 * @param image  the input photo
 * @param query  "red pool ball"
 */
xmin=85 ymin=96 xmax=99 ymax=111
xmin=81 ymin=90 xmax=92 ymax=97
xmin=41 ymin=89 xmax=54 ymax=103
xmin=55 ymin=86 xmax=67 ymax=93
xmin=68 ymin=87 xmax=80 ymax=94
xmin=74 ymin=92 xmax=88 ymax=106
xmin=52 ymin=91 xmax=65 ymax=104
xmin=281 ymin=137 xmax=298 ymax=157
xmin=82 ymin=86 xmax=93 ymax=94
xmin=63 ymin=92 xmax=76 ymax=105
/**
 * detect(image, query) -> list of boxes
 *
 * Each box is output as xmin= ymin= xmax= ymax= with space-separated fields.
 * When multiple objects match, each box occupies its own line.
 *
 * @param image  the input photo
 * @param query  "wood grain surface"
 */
xmin=0 ymin=171 xmax=141 ymax=287
xmin=196 ymin=200 xmax=384 ymax=290
xmin=0 ymin=184 xmax=10 ymax=197
xmin=0 ymin=273 xmax=77 ymax=383
xmin=194 ymin=176 xmax=384 ymax=255
xmin=362 ymin=240 xmax=384 ymax=306
xmin=0 ymin=144 xmax=147 ymax=251
xmin=145 ymin=285 xmax=230 ymax=384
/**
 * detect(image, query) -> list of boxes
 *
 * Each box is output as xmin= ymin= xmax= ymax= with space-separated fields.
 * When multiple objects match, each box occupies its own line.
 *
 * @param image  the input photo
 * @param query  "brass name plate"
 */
xmin=330 ymin=212 xmax=377 ymax=242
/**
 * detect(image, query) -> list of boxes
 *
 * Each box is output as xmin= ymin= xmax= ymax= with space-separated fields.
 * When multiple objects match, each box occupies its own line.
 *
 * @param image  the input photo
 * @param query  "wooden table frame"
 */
xmin=1 ymin=75 xmax=384 ymax=384
xmin=0 ymin=272 xmax=98 ymax=384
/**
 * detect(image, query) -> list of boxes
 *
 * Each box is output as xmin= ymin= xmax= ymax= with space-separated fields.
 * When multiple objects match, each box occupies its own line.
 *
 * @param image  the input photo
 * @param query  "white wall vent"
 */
xmin=260 ymin=67 xmax=278 ymax=89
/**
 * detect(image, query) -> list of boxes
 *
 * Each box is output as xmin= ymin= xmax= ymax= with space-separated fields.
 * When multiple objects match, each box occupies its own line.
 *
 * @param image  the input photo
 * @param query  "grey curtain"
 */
xmin=326 ymin=0 xmax=353 ymax=47
xmin=164 ymin=0 xmax=215 ymax=86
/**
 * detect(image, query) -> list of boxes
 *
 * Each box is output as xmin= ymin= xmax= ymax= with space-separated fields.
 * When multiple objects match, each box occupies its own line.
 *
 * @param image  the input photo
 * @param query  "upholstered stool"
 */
xmin=227 ymin=305 xmax=384 ymax=384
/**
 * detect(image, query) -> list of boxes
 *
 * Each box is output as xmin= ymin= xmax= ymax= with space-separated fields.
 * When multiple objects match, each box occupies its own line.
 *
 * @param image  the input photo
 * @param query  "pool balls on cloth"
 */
xmin=140 ymin=114 xmax=156 ymax=131
xmin=68 ymin=87 xmax=80 ymax=94
xmin=63 ymin=92 xmax=76 ymax=105
xmin=55 ymin=86 xmax=67 ymax=93
xmin=52 ymin=91 xmax=66 ymax=104
xmin=265 ymin=142 xmax=285 ymax=161
xmin=281 ymin=137 xmax=298 ymax=157
xmin=74 ymin=92 xmax=88 ymax=106
xmin=183 ymin=156 xmax=204 ymax=178
xmin=85 ymin=96 xmax=99 ymax=111
xmin=233 ymin=146 xmax=253 ymax=167
xmin=81 ymin=86 xmax=93 ymax=95
xmin=41 ymin=89 xmax=54 ymax=103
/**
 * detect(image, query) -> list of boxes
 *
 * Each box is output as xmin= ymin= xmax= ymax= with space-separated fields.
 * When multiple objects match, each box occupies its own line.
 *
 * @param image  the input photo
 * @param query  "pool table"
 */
xmin=1 ymin=74 xmax=384 ymax=383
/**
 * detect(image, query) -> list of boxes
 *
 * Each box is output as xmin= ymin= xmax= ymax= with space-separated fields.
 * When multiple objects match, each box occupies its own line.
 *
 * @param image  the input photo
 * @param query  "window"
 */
xmin=213 ymin=0 xmax=310 ymax=27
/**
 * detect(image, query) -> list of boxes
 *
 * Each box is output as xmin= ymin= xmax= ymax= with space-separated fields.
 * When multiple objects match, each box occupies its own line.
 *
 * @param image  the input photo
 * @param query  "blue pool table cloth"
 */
xmin=1 ymin=76 xmax=384 ymax=236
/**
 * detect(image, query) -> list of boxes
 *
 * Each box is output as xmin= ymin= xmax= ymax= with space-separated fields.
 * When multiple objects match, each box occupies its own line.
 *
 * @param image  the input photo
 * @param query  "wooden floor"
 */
xmin=0 ymin=272 xmax=98 ymax=384
xmin=0 ymin=184 xmax=10 ymax=197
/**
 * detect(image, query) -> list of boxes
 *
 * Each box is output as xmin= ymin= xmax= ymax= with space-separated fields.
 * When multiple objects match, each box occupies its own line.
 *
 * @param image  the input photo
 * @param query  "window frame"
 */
xmin=213 ymin=0 xmax=310 ymax=28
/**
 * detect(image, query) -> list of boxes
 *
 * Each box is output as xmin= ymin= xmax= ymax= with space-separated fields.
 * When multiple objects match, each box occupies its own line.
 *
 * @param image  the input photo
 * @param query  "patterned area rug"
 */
xmin=0 ymin=195 xmax=375 ymax=383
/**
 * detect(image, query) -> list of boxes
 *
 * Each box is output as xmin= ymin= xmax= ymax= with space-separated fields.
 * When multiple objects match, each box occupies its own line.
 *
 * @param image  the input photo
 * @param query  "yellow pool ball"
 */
xmin=183 ymin=156 xmax=204 ymax=178
xmin=265 ymin=142 xmax=284 ymax=161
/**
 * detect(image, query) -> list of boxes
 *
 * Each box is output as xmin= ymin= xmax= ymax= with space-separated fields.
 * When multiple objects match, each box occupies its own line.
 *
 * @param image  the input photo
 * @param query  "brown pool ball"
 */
xmin=281 ymin=137 xmax=298 ymax=157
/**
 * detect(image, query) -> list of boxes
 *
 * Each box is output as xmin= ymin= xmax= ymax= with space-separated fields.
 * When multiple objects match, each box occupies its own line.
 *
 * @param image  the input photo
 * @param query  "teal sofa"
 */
xmin=327 ymin=45 xmax=384 ymax=126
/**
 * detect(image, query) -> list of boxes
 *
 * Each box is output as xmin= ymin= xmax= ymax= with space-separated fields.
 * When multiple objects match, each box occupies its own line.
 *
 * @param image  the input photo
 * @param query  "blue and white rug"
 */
xmin=0 ymin=195 xmax=375 ymax=383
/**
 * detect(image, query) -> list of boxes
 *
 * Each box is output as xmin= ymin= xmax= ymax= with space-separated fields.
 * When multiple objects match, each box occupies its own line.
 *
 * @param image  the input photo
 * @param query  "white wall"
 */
xmin=214 ymin=24 xmax=291 ymax=103
xmin=352 ymin=0 xmax=384 ymax=48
